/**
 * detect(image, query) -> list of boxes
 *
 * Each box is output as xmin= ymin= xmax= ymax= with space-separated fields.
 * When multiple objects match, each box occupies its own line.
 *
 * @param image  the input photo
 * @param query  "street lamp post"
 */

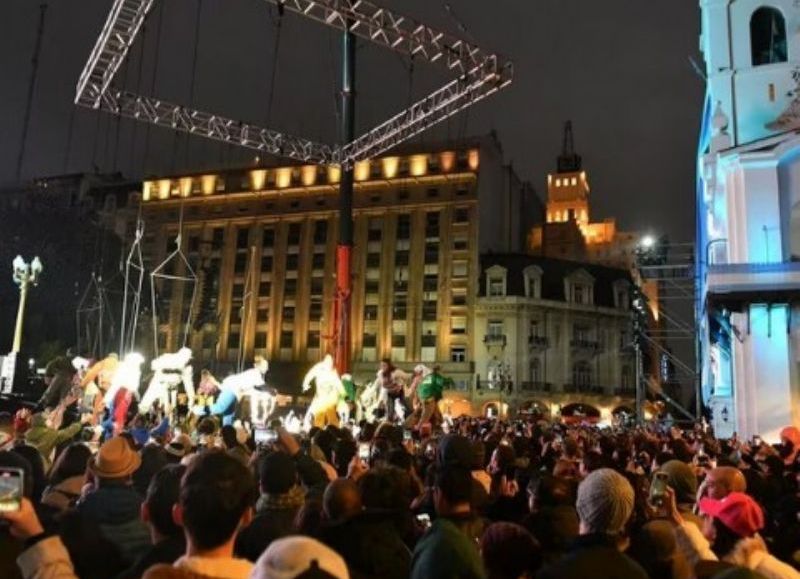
xmin=12 ymin=255 xmax=43 ymax=353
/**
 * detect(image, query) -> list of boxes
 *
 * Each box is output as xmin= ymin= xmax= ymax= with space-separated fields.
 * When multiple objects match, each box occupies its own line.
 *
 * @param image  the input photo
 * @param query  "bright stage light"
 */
xmin=640 ymin=235 xmax=656 ymax=249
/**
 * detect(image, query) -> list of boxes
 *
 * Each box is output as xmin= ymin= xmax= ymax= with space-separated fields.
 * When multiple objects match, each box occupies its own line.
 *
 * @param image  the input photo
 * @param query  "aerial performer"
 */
xmin=103 ymin=352 xmax=145 ymax=437
xmin=193 ymin=356 xmax=269 ymax=426
xmin=302 ymin=354 xmax=346 ymax=429
xmin=139 ymin=347 xmax=195 ymax=417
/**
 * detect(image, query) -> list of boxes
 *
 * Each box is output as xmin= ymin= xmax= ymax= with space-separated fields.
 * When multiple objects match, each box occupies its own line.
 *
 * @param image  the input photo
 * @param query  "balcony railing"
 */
xmin=570 ymin=339 xmax=601 ymax=353
xmin=563 ymin=384 xmax=607 ymax=395
xmin=483 ymin=334 xmax=507 ymax=347
xmin=528 ymin=335 xmax=549 ymax=349
xmin=519 ymin=381 xmax=552 ymax=393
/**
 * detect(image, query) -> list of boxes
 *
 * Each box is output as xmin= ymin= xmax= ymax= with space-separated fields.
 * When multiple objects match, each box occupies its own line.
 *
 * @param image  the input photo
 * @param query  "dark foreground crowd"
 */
xmin=3 ymin=410 xmax=800 ymax=579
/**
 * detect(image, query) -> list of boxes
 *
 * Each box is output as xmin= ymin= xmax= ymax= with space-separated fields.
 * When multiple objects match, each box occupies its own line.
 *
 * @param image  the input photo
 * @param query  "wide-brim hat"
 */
xmin=89 ymin=436 xmax=141 ymax=479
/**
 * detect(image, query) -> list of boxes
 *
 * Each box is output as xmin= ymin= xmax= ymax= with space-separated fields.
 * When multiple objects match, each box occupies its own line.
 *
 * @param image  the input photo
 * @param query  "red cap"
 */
xmin=698 ymin=492 xmax=764 ymax=538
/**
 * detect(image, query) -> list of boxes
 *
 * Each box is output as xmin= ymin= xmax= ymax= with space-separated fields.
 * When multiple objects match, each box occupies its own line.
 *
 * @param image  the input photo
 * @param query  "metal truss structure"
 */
xmin=75 ymin=0 xmax=513 ymax=167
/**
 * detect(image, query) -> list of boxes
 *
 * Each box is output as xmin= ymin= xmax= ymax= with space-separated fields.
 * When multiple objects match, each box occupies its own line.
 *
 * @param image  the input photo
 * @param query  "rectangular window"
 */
xmin=280 ymin=331 xmax=293 ymax=348
xmin=259 ymin=281 xmax=271 ymax=296
xmin=228 ymin=333 xmax=240 ymax=349
xmin=392 ymin=334 xmax=406 ymax=348
xmin=237 ymin=228 xmax=249 ymax=249
xmin=310 ymin=278 xmax=323 ymax=295
xmin=307 ymin=332 xmax=320 ymax=348
xmin=422 ymin=333 xmax=436 ymax=347
xmin=366 ymin=253 xmax=381 ymax=268
xmin=451 ymin=316 xmax=467 ymax=335
xmin=309 ymin=301 xmax=323 ymax=319
xmin=422 ymin=301 xmax=437 ymax=321
xmin=397 ymin=215 xmax=411 ymax=239
xmin=364 ymin=304 xmax=378 ymax=320
xmin=312 ymin=253 xmax=326 ymax=269
xmin=450 ymin=346 xmax=466 ymax=363
xmin=487 ymin=320 xmax=503 ymax=336
xmin=261 ymin=255 xmax=273 ymax=272
xmin=452 ymin=260 xmax=468 ymax=277
xmin=263 ymin=228 xmax=275 ymax=247
xmin=488 ymin=277 xmax=505 ymax=297
xmin=365 ymin=279 xmax=379 ymax=294
xmin=258 ymin=307 xmax=269 ymax=322
xmin=453 ymin=237 xmax=469 ymax=251
xmin=423 ymin=275 xmax=438 ymax=292
xmin=234 ymin=253 xmax=248 ymax=273
xmin=395 ymin=250 xmax=409 ymax=266
xmin=425 ymin=211 xmax=440 ymax=238
xmin=363 ymin=333 xmax=377 ymax=348
xmin=313 ymin=220 xmax=328 ymax=244
xmin=282 ymin=305 xmax=296 ymax=321
xmin=287 ymin=223 xmax=301 ymax=246
xmin=255 ymin=331 xmax=267 ymax=349
xmin=454 ymin=207 xmax=470 ymax=223
xmin=212 ymin=228 xmax=224 ymax=249
xmin=286 ymin=254 xmax=299 ymax=271
xmin=284 ymin=279 xmax=297 ymax=296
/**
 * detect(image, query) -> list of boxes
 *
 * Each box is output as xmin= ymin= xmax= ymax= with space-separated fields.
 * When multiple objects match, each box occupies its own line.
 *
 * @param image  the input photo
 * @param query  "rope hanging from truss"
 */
xmin=120 ymin=217 xmax=145 ymax=355
xmin=149 ymin=0 xmax=202 ymax=356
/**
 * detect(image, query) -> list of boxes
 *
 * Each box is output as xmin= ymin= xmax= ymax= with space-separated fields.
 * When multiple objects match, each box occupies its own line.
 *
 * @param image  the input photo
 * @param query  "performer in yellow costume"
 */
xmin=302 ymin=354 xmax=345 ymax=429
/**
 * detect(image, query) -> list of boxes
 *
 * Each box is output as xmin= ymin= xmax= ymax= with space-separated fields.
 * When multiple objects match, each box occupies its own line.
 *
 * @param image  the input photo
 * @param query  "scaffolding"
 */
xmin=74 ymin=0 xmax=513 ymax=168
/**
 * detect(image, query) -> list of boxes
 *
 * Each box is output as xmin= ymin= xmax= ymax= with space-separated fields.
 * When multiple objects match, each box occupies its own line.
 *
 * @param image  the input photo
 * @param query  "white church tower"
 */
xmin=697 ymin=1 xmax=800 ymax=440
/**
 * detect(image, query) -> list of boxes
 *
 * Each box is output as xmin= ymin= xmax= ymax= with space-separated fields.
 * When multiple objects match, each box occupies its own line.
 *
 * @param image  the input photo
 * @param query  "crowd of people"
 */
xmin=3 ymin=400 xmax=800 ymax=579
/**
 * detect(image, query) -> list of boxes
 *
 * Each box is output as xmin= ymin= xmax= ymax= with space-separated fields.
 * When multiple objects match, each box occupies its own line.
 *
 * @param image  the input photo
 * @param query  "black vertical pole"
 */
xmin=334 ymin=24 xmax=355 ymax=374
xmin=16 ymin=4 xmax=48 ymax=181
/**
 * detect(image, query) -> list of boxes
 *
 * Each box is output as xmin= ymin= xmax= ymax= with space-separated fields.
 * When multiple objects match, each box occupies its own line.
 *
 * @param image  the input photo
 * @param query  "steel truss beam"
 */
xmin=76 ymin=0 xmax=513 ymax=168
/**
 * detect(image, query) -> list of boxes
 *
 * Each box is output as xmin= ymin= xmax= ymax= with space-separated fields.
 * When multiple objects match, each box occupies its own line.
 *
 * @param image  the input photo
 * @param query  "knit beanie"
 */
xmin=576 ymin=468 xmax=634 ymax=535
xmin=660 ymin=460 xmax=698 ymax=505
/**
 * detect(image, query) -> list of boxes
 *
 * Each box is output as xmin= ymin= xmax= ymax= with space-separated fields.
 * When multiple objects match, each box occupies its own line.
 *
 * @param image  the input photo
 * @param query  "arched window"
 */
xmin=572 ymin=361 xmax=592 ymax=388
xmin=751 ymin=7 xmax=787 ymax=66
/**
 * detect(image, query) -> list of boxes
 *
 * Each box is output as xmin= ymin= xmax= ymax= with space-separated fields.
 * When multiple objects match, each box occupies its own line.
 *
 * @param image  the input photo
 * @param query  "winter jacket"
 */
xmin=235 ymin=501 xmax=300 ymax=562
xmin=16 ymin=536 xmax=78 ymax=579
xmin=143 ymin=555 xmax=254 ymax=579
xmin=318 ymin=510 xmax=412 ymax=579
xmin=117 ymin=535 xmax=186 ymax=579
xmin=25 ymin=421 xmax=82 ymax=469
xmin=75 ymin=484 xmax=150 ymax=565
xmin=410 ymin=515 xmax=485 ymax=579
xmin=537 ymin=533 xmax=649 ymax=579
xmin=675 ymin=520 xmax=800 ymax=579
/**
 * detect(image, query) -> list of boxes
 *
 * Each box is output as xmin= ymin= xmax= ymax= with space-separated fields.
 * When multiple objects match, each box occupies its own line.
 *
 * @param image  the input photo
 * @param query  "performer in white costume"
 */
xmin=139 ymin=347 xmax=195 ymax=415
xmin=193 ymin=356 xmax=270 ymax=426
xmin=302 ymin=354 xmax=346 ymax=429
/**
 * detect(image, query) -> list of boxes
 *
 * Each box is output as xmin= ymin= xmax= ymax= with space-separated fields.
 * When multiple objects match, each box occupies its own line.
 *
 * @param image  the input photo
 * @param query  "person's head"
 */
xmin=576 ymin=468 xmax=635 ymax=537
xmin=133 ymin=444 xmax=169 ymax=495
xmin=379 ymin=358 xmax=393 ymax=374
xmin=358 ymin=466 xmax=412 ymax=512
xmin=12 ymin=443 xmax=46 ymax=498
xmin=480 ymin=522 xmax=542 ymax=579
xmin=580 ymin=450 xmax=611 ymax=477
xmin=527 ymin=474 xmax=576 ymax=513
xmin=174 ymin=450 xmax=257 ymax=552
xmin=659 ymin=460 xmax=698 ymax=506
xmin=88 ymin=436 xmax=141 ymax=485
xmin=142 ymin=464 xmax=186 ymax=540
xmin=698 ymin=492 xmax=764 ymax=558
xmin=434 ymin=465 xmax=472 ymax=516
xmin=251 ymin=536 xmax=349 ymax=579
xmin=220 ymin=425 xmax=239 ymax=450
xmin=49 ymin=442 xmax=91 ymax=486
xmin=627 ymin=520 xmax=690 ymax=579
xmin=259 ymin=451 xmax=298 ymax=495
xmin=323 ymin=477 xmax=362 ymax=521
xmin=332 ymin=438 xmax=356 ymax=476
xmin=705 ymin=467 xmax=747 ymax=500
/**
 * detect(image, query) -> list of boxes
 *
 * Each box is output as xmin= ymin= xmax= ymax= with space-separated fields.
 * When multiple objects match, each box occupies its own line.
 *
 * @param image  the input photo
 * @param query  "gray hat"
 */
xmin=576 ymin=468 xmax=634 ymax=535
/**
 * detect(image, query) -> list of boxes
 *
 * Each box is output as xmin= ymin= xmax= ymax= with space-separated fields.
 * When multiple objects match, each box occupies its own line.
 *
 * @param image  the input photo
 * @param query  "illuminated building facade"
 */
xmin=697 ymin=1 xmax=800 ymax=439
xmin=133 ymin=135 xmax=537 ymax=392
xmin=461 ymin=253 xmax=636 ymax=421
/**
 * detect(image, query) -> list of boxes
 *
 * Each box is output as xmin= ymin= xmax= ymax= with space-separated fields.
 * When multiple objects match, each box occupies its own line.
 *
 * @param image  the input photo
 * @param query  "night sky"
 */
xmin=1 ymin=0 xmax=703 ymax=241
